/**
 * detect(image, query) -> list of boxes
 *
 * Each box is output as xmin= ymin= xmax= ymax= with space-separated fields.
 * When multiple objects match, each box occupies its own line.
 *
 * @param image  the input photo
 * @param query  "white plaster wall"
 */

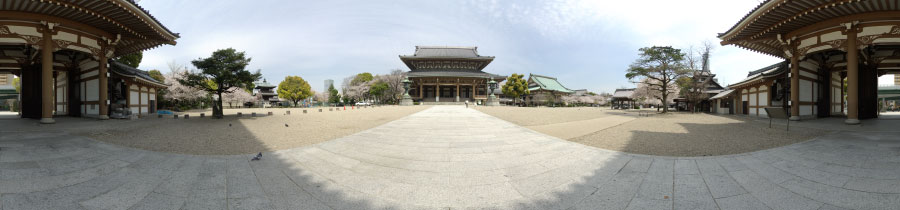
xmin=813 ymin=83 xmax=819 ymax=102
xmin=81 ymin=36 xmax=99 ymax=49
xmin=833 ymin=87 xmax=842 ymax=114
xmin=799 ymin=61 xmax=819 ymax=71
xmin=718 ymin=108 xmax=729 ymax=115
xmin=750 ymin=107 xmax=757 ymax=115
xmin=84 ymin=104 xmax=98 ymax=115
xmin=759 ymin=92 xmax=769 ymax=107
xmin=8 ymin=25 xmax=40 ymax=36
xmin=130 ymin=90 xmax=139 ymax=106
xmin=80 ymin=82 xmax=85 ymax=101
xmin=84 ymin=79 xmax=98 ymax=101
xmin=800 ymin=105 xmax=813 ymax=116
xmin=53 ymin=31 xmax=78 ymax=43
xmin=67 ymin=45 xmax=91 ymax=54
xmin=750 ymin=93 xmax=757 ymax=107
xmin=79 ymin=60 xmax=99 ymax=70
xmin=859 ymin=25 xmax=893 ymax=36
xmin=141 ymin=89 xmax=149 ymax=114
xmin=56 ymin=83 xmax=65 ymax=102
xmin=800 ymin=80 xmax=812 ymax=102
xmin=716 ymin=100 xmax=730 ymax=115
xmin=799 ymin=70 xmax=817 ymax=79
xmin=799 ymin=37 xmax=817 ymax=49
xmin=55 ymin=86 xmax=66 ymax=115
xmin=80 ymin=70 xmax=98 ymax=79
xmin=0 ymin=38 xmax=26 ymax=44
xmin=149 ymin=93 xmax=156 ymax=111
xmin=875 ymin=38 xmax=900 ymax=44
xmin=820 ymin=31 xmax=843 ymax=42
xmin=806 ymin=45 xmax=832 ymax=54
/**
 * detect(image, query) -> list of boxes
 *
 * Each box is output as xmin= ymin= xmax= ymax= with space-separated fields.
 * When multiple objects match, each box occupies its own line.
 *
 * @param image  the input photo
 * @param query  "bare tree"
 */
xmin=677 ymin=42 xmax=715 ymax=113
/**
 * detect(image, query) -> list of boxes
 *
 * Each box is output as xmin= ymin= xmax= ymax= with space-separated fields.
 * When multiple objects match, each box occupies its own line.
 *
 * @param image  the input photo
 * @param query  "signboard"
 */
xmin=763 ymin=107 xmax=790 ymax=131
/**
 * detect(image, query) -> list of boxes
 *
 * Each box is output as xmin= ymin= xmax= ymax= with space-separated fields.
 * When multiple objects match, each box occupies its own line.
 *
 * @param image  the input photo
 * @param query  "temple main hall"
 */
xmin=401 ymin=46 xmax=505 ymax=105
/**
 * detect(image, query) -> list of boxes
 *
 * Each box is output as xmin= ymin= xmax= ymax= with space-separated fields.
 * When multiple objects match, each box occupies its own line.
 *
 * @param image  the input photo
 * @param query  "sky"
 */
xmin=136 ymin=0 xmax=896 ymax=94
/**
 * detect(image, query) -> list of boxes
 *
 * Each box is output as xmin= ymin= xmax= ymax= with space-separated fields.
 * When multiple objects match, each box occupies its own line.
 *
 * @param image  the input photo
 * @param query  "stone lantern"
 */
xmin=400 ymin=77 xmax=414 ymax=106
xmin=487 ymin=77 xmax=500 ymax=106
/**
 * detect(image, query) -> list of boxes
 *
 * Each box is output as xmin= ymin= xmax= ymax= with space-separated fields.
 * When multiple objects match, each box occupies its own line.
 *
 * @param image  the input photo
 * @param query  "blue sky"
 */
xmin=138 ymin=0 xmax=889 ymax=94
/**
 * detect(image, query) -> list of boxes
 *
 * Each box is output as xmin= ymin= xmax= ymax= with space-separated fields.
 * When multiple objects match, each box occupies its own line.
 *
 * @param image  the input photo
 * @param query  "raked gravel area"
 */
xmin=79 ymin=105 xmax=431 ymax=155
xmin=1 ymin=106 xmax=899 ymax=209
xmin=477 ymin=107 xmax=825 ymax=156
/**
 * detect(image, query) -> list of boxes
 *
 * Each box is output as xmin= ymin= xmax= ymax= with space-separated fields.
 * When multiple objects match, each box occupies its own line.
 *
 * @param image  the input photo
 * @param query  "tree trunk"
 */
xmin=661 ymin=91 xmax=668 ymax=113
xmin=214 ymin=91 xmax=224 ymax=119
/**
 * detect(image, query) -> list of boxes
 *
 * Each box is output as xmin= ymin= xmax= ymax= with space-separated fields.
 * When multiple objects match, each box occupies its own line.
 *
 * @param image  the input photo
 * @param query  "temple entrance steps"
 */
xmin=421 ymin=102 xmax=466 ymax=105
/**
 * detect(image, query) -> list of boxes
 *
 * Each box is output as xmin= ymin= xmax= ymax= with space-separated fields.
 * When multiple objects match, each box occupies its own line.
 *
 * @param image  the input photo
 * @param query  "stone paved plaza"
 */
xmin=1 ymin=106 xmax=899 ymax=209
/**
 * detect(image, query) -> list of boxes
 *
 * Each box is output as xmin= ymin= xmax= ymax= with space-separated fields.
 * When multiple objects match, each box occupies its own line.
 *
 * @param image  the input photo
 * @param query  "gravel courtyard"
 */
xmin=476 ymin=107 xmax=826 ymax=156
xmin=77 ymin=106 xmax=430 ymax=155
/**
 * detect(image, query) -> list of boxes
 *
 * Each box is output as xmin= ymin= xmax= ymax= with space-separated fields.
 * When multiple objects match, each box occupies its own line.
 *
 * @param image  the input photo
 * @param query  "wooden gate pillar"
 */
xmin=845 ymin=23 xmax=860 ymax=125
xmin=39 ymin=26 xmax=55 ymax=124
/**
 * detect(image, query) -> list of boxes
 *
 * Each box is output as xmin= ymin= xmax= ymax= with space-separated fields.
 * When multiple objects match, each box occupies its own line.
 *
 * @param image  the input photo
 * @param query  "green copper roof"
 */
xmin=528 ymin=74 xmax=574 ymax=93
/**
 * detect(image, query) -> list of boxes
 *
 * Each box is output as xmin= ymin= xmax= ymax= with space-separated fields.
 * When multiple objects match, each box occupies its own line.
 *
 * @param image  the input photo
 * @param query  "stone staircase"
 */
xmin=421 ymin=102 xmax=466 ymax=105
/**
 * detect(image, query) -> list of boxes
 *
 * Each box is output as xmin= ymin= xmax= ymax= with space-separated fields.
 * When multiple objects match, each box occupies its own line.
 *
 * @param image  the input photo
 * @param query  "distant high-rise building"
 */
xmin=0 ymin=73 xmax=12 ymax=85
xmin=324 ymin=79 xmax=334 ymax=91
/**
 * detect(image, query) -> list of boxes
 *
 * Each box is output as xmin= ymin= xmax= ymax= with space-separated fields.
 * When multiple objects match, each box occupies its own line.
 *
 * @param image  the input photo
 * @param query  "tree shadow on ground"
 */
xmin=495 ymin=114 xmax=821 ymax=209
xmin=0 ymin=107 xmax=401 ymax=209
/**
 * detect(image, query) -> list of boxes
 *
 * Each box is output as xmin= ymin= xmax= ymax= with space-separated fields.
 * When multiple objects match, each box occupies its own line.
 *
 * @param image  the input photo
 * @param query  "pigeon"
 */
xmin=251 ymin=152 xmax=262 ymax=161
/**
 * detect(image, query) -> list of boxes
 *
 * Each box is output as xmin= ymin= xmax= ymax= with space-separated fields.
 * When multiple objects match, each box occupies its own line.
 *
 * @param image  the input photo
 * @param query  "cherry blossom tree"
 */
xmin=222 ymin=88 xmax=254 ymax=108
xmin=633 ymin=78 xmax=679 ymax=107
xmin=164 ymin=62 xmax=206 ymax=102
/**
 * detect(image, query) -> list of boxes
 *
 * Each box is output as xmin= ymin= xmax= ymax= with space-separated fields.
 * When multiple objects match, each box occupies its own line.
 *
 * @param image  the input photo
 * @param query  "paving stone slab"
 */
xmin=2 ymin=106 xmax=900 ymax=209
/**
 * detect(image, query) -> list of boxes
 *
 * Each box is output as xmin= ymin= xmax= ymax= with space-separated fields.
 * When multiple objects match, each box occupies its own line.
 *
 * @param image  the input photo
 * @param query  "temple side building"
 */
xmin=525 ymin=74 xmax=574 ymax=106
xmin=0 ymin=0 xmax=178 ymax=123
xmin=107 ymin=61 xmax=167 ymax=118
xmin=727 ymin=62 xmax=791 ymax=117
xmin=611 ymin=88 xmax=636 ymax=109
xmin=401 ymin=46 xmax=505 ymax=105
xmin=719 ymin=0 xmax=900 ymax=124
